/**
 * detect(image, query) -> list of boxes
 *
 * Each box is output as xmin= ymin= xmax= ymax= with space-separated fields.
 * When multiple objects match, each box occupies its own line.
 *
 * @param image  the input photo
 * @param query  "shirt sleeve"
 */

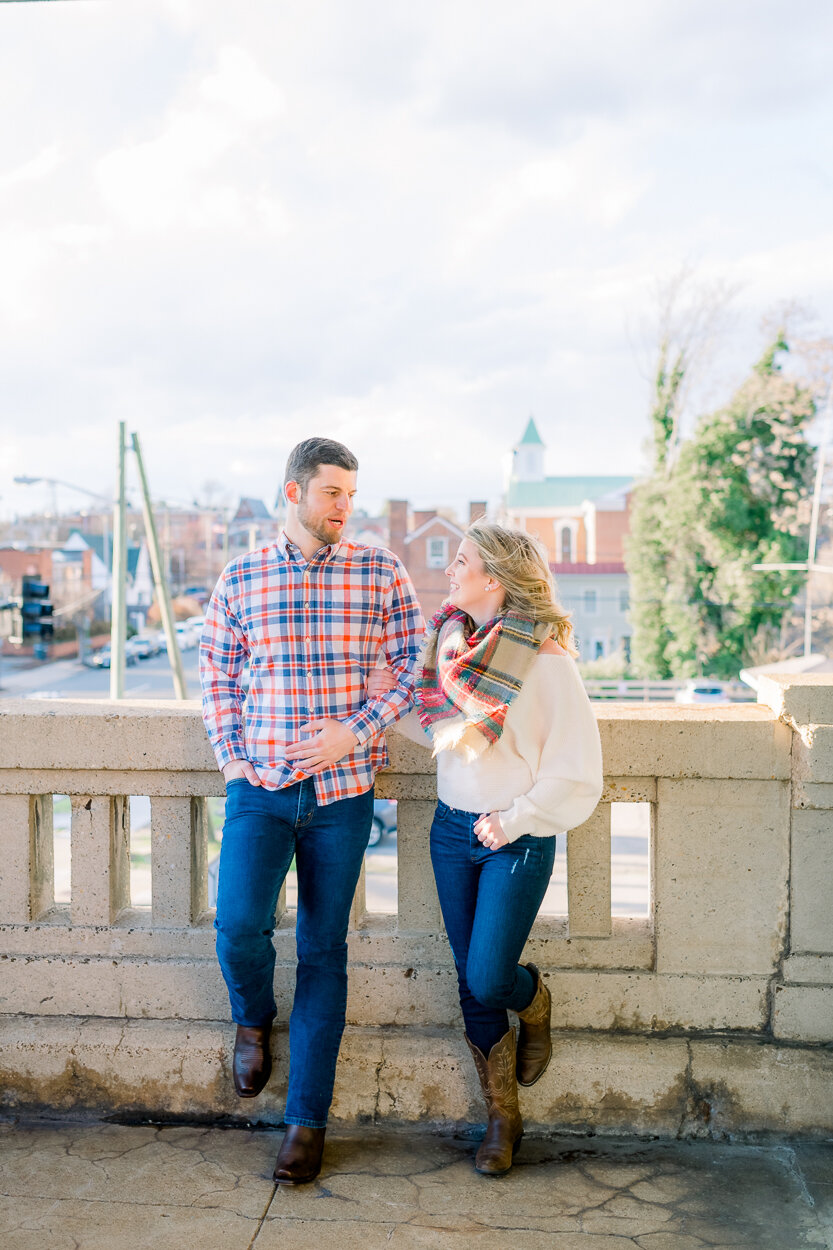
xmin=498 ymin=659 xmax=603 ymax=842
xmin=344 ymin=554 xmax=425 ymax=746
xmin=198 ymin=569 xmax=251 ymax=771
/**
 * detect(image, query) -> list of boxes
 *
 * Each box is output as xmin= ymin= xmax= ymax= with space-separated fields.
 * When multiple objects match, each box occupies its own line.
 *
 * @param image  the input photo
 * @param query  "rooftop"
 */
xmin=506 ymin=476 xmax=634 ymax=510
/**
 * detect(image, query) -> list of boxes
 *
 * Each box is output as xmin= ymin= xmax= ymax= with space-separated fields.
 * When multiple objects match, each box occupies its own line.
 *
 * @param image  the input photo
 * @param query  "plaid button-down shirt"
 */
xmin=199 ymin=532 xmax=425 ymax=805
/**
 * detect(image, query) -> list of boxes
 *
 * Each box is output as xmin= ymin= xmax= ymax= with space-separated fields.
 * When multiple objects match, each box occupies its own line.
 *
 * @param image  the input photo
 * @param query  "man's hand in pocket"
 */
xmin=222 ymin=760 xmax=261 ymax=786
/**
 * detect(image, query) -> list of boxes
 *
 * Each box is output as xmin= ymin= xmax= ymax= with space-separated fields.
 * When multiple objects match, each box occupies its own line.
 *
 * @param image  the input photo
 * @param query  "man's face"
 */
xmin=289 ymin=465 xmax=357 ymax=547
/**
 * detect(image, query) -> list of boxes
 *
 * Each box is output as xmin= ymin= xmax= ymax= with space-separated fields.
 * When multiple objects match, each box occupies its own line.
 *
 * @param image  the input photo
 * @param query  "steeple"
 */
xmin=519 ymin=416 xmax=544 ymax=447
xmin=512 ymin=416 xmax=545 ymax=482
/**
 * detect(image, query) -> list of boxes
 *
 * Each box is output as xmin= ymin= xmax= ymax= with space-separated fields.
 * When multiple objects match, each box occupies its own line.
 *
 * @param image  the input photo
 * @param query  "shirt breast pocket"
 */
xmin=330 ymin=607 xmax=374 ymax=659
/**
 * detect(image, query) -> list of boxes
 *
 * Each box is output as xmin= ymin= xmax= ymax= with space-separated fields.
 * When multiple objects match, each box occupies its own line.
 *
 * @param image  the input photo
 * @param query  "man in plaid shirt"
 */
xmin=199 ymin=437 xmax=423 ymax=1185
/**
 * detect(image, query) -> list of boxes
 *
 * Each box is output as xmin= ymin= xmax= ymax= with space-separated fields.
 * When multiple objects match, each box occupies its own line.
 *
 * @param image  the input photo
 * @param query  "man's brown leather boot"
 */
xmin=272 ymin=1125 xmax=326 ymax=1185
xmin=465 ymin=1028 xmax=523 ymax=1176
xmin=232 ymin=1023 xmax=272 ymax=1098
xmin=516 ymin=962 xmax=552 ymax=1086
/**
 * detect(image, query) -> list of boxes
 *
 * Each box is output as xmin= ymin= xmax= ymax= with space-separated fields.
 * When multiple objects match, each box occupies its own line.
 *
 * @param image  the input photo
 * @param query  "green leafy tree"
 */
xmin=660 ymin=335 xmax=814 ymax=678
xmin=626 ymin=329 xmax=689 ymax=678
xmin=628 ymin=333 xmax=815 ymax=678
xmin=626 ymin=273 xmax=734 ymax=677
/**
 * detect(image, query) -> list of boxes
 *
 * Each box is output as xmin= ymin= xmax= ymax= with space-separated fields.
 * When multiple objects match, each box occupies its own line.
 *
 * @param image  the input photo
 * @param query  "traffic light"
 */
xmin=19 ymin=576 xmax=53 ymax=641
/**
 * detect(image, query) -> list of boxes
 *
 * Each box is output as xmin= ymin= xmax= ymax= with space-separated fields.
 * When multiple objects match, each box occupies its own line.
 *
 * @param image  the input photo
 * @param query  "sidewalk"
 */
xmin=1 ymin=1118 xmax=831 ymax=1248
xmin=0 ymin=656 xmax=82 ymax=695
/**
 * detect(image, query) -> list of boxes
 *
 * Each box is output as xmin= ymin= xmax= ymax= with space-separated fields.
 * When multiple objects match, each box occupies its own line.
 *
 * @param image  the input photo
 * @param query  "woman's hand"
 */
xmin=367 ymin=665 xmax=398 ymax=698
xmin=473 ymin=812 xmax=509 ymax=850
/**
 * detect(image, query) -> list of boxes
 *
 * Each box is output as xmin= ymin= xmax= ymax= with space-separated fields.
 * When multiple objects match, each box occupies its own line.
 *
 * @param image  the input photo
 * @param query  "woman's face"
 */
xmin=445 ymin=538 xmax=504 ymax=623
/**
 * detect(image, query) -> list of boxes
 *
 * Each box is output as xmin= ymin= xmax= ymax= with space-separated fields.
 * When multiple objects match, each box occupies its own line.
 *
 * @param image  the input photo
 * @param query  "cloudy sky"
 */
xmin=2 ymin=0 xmax=833 ymax=521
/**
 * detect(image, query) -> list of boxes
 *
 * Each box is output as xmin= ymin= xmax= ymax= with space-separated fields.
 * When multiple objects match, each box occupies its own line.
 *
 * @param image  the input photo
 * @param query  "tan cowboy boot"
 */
xmin=516 ymin=962 xmax=552 ymax=1087
xmin=465 ymin=1028 xmax=524 ymax=1176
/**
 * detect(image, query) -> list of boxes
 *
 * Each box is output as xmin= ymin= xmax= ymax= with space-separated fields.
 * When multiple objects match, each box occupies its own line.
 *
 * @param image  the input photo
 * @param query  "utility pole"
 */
xmin=131 ymin=432 xmax=189 ymax=700
xmin=110 ymin=422 xmax=128 ymax=699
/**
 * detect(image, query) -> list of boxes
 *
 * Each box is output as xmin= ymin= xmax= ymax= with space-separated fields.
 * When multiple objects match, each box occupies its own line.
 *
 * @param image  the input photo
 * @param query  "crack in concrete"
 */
xmin=248 ymin=1182 xmax=283 ymax=1247
xmin=779 ymin=1145 xmax=817 ymax=1210
xmin=372 ymin=1035 xmax=386 ymax=1123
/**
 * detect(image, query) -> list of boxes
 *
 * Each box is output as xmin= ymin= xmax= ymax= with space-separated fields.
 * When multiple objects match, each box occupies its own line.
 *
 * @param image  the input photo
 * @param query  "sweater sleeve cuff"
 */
xmin=498 ymin=800 xmax=531 ymax=844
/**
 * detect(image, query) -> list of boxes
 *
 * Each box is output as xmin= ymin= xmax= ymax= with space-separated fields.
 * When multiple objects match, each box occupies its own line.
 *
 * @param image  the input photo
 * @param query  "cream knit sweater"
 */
xmin=395 ymin=654 xmax=603 ymax=842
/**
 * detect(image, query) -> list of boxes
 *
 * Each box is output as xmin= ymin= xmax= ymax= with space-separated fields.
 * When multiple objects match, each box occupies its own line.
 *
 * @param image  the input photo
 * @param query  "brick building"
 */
xmin=387 ymin=500 xmax=487 ymax=619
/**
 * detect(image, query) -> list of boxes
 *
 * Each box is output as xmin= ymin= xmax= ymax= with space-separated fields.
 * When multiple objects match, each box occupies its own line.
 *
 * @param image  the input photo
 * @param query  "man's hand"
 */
xmin=473 ymin=812 xmax=509 ymax=850
xmin=285 ymin=719 xmax=359 ymax=774
xmin=222 ymin=759 xmax=262 ymax=786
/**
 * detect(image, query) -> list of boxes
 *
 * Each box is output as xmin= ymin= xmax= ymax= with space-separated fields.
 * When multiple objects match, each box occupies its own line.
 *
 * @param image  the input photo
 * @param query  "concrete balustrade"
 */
xmin=0 ymin=679 xmax=832 ymax=1137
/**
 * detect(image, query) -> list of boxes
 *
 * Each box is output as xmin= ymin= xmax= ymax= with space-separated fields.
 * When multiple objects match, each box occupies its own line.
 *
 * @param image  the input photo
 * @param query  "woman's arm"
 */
xmin=498 ymin=657 xmax=603 ymax=842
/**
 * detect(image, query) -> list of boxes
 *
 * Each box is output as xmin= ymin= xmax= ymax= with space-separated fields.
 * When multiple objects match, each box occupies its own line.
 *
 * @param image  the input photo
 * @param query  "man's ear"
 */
xmin=285 ymin=479 xmax=300 ymax=505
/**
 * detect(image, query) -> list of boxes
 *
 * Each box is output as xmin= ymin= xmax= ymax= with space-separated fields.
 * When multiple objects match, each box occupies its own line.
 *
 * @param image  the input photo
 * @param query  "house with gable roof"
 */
xmin=387 ymin=500 xmax=487 ymax=619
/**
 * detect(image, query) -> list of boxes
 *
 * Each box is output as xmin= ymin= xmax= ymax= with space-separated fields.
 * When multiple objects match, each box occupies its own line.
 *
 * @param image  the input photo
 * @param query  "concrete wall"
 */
xmin=1 ymin=680 xmax=832 ymax=1137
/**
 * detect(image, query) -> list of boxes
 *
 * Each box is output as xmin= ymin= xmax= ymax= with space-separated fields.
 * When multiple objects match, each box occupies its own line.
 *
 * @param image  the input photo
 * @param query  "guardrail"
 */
xmin=583 ymin=678 xmax=754 ymax=702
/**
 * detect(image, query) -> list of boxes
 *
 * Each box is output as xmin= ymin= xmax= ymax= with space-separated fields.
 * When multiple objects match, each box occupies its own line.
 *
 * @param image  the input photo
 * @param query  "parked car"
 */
xmin=89 ymin=644 xmax=138 ymax=669
xmin=174 ymin=622 xmax=200 ymax=650
xmin=126 ymin=636 xmax=153 ymax=661
xmin=368 ymin=799 xmax=397 ymax=848
xmin=674 ymin=680 xmax=732 ymax=704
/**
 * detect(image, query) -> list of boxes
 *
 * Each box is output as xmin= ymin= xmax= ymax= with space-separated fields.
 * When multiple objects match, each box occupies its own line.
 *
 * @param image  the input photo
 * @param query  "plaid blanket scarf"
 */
xmin=415 ymin=604 xmax=548 ymax=759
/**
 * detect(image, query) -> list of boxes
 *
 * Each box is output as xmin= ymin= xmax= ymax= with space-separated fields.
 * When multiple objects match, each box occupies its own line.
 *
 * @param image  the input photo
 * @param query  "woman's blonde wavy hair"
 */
xmin=465 ymin=521 xmax=578 ymax=657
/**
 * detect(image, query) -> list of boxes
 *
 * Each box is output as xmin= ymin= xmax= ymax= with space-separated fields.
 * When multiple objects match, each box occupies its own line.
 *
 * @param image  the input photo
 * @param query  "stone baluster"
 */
xmin=350 ymin=859 xmax=367 ymax=929
xmin=567 ymin=800 xmax=612 ymax=937
xmin=0 ymin=794 xmax=54 ymax=923
xmin=396 ymin=798 xmax=442 ymax=931
xmin=70 ymin=795 xmax=131 ymax=926
xmin=150 ymin=796 xmax=208 ymax=927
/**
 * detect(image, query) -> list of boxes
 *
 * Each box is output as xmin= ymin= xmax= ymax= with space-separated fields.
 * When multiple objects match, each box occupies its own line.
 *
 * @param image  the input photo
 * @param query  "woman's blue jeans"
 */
xmin=215 ymin=777 xmax=374 ymax=1128
xmin=429 ymin=799 xmax=556 ymax=1056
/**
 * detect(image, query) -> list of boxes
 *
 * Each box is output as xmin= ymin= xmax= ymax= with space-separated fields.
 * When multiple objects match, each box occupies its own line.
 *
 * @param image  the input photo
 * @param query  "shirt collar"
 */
xmin=275 ymin=529 xmax=342 ymax=565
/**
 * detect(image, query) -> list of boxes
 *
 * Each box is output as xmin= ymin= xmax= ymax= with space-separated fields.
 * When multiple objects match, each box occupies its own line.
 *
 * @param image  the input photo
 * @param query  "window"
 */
xmin=560 ymin=526 xmax=573 ymax=563
xmin=622 ymin=635 xmax=632 ymax=663
xmin=619 ymin=588 xmax=630 ymax=613
xmin=583 ymin=589 xmax=597 ymax=614
xmin=594 ymin=639 xmax=604 ymax=660
xmin=426 ymin=537 xmax=448 ymax=569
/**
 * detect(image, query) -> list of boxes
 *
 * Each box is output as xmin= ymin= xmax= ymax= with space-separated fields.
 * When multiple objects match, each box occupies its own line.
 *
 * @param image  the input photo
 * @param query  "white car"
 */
xmin=674 ymin=680 xmax=732 ymax=704
xmin=174 ymin=623 xmax=200 ymax=650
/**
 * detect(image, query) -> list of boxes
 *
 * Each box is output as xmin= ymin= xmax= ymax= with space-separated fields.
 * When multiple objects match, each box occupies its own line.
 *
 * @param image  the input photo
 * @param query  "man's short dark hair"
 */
xmin=284 ymin=437 xmax=359 ymax=493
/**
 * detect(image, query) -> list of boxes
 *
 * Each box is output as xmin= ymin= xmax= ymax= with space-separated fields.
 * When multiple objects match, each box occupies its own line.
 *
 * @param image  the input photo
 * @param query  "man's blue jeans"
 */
xmin=429 ymin=799 xmax=556 ymax=1056
xmin=215 ymin=777 xmax=374 ymax=1128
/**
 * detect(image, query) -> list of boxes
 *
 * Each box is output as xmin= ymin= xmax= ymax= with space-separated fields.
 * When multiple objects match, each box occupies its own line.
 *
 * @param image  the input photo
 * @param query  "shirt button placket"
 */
xmin=303 ymin=570 xmax=314 ymax=717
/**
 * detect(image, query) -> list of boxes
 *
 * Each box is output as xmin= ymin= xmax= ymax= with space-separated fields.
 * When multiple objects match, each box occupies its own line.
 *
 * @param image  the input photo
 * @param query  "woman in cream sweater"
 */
xmin=371 ymin=522 xmax=602 ymax=1177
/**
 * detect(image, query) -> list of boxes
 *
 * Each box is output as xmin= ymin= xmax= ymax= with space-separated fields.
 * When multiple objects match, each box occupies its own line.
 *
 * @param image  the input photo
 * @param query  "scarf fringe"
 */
xmin=430 ymin=715 xmax=492 ymax=762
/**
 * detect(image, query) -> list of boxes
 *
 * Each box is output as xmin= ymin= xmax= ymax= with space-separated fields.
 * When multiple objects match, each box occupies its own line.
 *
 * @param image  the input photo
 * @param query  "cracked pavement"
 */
xmin=0 ymin=1118 xmax=831 ymax=1248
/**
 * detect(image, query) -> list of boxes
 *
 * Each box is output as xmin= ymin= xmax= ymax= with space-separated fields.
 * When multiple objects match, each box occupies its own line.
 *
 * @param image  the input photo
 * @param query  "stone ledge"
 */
xmin=0 ymin=700 xmax=790 ymax=780
xmin=0 ymin=914 xmax=653 ymax=969
xmin=2 ymin=1017 xmax=833 ymax=1138
xmin=0 ymin=959 xmax=769 ymax=1031
xmin=757 ymin=672 xmax=833 ymax=727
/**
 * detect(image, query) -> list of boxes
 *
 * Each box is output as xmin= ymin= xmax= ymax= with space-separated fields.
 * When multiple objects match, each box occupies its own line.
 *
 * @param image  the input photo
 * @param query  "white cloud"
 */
xmin=2 ymin=0 xmax=833 ymax=524
xmin=0 ymin=143 xmax=64 ymax=189
xmin=96 ymin=44 xmax=288 ymax=231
